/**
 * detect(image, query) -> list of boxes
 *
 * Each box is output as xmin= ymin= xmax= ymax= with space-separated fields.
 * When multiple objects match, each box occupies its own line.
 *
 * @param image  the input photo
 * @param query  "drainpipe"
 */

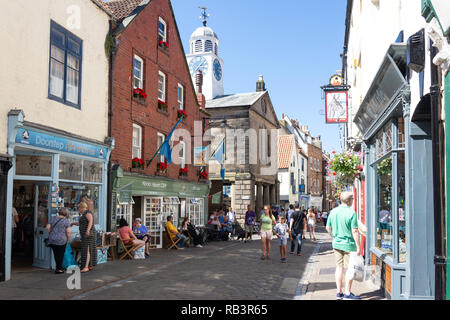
xmin=430 ymin=41 xmax=445 ymax=300
xmin=106 ymin=20 xmax=116 ymax=232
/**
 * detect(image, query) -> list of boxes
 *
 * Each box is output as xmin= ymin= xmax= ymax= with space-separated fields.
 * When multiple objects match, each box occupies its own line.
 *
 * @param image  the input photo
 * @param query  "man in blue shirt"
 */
xmin=133 ymin=218 xmax=150 ymax=256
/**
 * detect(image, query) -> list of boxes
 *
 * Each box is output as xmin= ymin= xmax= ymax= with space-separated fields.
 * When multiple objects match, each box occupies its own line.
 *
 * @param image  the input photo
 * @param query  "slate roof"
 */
xmin=100 ymin=0 xmax=146 ymax=21
xmin=278 ymin=135 xmax=295 ymax=169
xmin=205 ymin=91 xmax=266 ymax=109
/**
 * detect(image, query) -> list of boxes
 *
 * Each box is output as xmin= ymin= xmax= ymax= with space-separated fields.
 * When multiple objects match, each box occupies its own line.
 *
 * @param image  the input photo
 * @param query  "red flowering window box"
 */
xmin=159 ymin=40 xmax=169 ymax=49
xmin=157 ymin=162 xmax=167 ymax=173
xmin=179 ymin=167 xmax=188 ymax=177
xmin=177 ymin=109 xmax=187 ymax=119
xmin=133 ymin=88 xmax=148 ymax=100
xmin=158 ymin=100 xmax=168 ymax=112
xmin=132 ymin=157 xmax=145 ymax=169
xmin=199 ymin=169 xmax=208 ymax=180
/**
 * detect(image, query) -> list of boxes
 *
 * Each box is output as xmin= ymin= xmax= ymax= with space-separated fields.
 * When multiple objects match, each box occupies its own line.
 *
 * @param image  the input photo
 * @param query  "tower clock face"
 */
xmin=213 ymin=59 xmax=222 ymax=81
xmin=189 ymin=56 xmax=208 ymax=77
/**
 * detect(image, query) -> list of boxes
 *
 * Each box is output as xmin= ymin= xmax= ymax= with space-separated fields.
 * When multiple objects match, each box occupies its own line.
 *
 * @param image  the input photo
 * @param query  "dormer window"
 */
xmin=158 ymin=17 xmax=167 ymax=42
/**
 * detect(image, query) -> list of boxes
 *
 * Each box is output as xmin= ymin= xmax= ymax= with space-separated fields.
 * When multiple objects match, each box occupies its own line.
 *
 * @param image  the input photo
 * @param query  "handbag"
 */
xmin=44 ymin=218 xmax=63 ymax=247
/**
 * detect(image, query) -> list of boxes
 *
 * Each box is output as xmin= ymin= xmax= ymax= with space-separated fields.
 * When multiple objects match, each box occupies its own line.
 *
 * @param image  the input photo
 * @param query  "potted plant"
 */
xmin=132 ymin=157 xmax=144 ymax=169
xmin=329 ymin=151 xmax=363 ymax=186
xmin=177 ymin=109 xmax=187 ymax=119
xmin=157 ymin=161 xmax=167 ymax=173
xmin=133 ymin=88 xmax=148 ymax=100
xmin=199 ymin=168 xmax=208 ymax=180
xmin=158 ymin=100 xmax=168 ymax=113
xmin=159 ymin=39 xmax=169 ymax=49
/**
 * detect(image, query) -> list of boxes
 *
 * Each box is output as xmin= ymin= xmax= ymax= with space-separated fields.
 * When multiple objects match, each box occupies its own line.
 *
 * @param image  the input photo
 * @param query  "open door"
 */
xmin=33 ymin=183 xmax=51 ymax=268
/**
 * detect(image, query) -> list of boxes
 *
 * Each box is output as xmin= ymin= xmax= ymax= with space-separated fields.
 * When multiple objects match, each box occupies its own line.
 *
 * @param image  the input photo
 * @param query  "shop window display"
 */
xmin=59 ymin=183 xmax=100 ymax=225
xmin=398 ymin=152 xmax=406 ymax=263
xmin=376 ymin=156 xmax=392 ymax=257
xmin=59 ymin=156 xmax=82 ymax=181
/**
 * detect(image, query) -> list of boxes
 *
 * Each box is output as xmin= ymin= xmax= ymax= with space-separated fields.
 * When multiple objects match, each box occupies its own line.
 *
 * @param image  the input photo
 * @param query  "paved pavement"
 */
xmin=0 ymin=225 xmax=384 ymax=300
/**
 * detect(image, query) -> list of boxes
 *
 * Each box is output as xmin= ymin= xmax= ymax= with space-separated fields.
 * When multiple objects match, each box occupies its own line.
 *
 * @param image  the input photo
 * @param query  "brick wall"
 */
xmin=110 ymin=0 xmax=207 ymax=182
xmin=307 ymin=143 xmax=323 ymax=196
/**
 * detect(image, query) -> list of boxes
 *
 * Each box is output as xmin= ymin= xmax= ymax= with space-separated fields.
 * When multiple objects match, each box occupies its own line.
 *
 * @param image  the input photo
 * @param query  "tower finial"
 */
xmin=199 ymin=7 xmax=209 ymax=26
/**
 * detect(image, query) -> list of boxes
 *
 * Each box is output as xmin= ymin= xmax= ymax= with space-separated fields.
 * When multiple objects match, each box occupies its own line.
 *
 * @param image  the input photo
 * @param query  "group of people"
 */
xmin=207 ymin=208 xmax=235 ymax=241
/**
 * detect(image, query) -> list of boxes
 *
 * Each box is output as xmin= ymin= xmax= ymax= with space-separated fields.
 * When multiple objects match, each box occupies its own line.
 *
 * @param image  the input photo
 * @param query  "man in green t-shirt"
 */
xmin=326 ymin=192 xmax=361 ymax=300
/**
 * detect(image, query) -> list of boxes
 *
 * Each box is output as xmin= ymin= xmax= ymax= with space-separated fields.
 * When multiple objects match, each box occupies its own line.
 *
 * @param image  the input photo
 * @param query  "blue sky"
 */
xmin=171 ymin=0 xmax=347 ymax=153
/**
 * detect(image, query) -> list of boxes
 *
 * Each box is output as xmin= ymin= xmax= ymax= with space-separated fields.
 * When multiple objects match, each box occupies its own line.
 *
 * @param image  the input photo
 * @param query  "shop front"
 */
xmin=355 ymin=44 xmax=435 ymax=299
xmin=4 ymin=111 xmax=112 ymax=281
xmin=111 ymin=167 xmax=209 ymax=249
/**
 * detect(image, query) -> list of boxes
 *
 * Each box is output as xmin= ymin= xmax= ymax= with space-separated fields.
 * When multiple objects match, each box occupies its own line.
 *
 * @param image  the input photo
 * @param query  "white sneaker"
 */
xmin=178 ymin=247 xmax=184 ymax=250
xmin=196 ymin=244 xmax=203 ymax=248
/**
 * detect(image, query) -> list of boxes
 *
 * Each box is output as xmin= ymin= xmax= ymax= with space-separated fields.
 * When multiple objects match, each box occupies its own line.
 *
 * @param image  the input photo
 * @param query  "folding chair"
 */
xmin=118 ymin=233 xmax=138 ymax=260
xmin=166 ymin=226 xmax=181 ymax=250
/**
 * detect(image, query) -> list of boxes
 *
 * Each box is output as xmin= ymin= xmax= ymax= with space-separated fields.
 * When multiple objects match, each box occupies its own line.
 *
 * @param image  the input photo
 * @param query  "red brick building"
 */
xmin=102 ymin=0 xmax=210 ymax=246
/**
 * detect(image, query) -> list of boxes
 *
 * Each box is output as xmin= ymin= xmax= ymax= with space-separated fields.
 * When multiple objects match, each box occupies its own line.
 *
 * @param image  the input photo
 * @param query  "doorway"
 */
xmin=12 ymin=180 xmax=52 ymax=272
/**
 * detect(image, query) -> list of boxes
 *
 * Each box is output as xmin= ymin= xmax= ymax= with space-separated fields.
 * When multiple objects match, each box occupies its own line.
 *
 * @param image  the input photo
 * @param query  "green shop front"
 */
xmin=111 ymin=167 xmax=210 ymax=249
xmin=355 ymin=44 xmax=435 ymax=299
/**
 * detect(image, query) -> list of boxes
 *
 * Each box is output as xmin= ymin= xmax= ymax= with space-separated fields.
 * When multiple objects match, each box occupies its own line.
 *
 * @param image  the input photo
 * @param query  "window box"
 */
xmin=179 ymin=167 xmax=188 ymax=177
xmin=159 ymin=39 xmax=169 ymax=50
xmin=132 ymin=157 xmax=145 ymax=169
xmin=158 ymin=100 xmax=169 ymax=113
xmin=199 ymin=169 xmax=208 ymax=180
xmin=177 ymin=109 xmax=188 ymax=120
xmin=133 ymin=88 xmax=148 ymax=100
xmin=157 ymin=161 xmax=168 ymax=174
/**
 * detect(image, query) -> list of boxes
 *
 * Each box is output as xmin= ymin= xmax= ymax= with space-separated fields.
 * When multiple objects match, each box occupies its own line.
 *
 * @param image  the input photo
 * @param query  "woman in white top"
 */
xmin=307 ymin=208 xmax=317 ymax=241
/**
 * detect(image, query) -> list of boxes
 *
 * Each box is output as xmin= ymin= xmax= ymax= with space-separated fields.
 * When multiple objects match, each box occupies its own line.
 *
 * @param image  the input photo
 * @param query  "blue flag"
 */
xmin=159 ymin=117 xmax=183 ymax=164
xmin=213 ymin=140 xmax=225 ymax=181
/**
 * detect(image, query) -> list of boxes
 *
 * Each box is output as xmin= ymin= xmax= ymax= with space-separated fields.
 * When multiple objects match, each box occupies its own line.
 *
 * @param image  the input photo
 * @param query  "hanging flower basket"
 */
xmin=179 ymin=167 xmax=188 ymax=177
xmin=158 ymin=100 xmax=168 ymax=112
xmin=157 ymin=162 xmax=167 ymax=173
xmin=329 ymin=152 xmax=362 ymax=187
xmin=177 ymin=109 xmax=187 ymax=119
xmin=159 ymin=40 xmax=169 ymax=49
xmin=132 ymin=157 xmax=144 ymax=169
xmin=133 ymin=88 xmax=148 ymax=99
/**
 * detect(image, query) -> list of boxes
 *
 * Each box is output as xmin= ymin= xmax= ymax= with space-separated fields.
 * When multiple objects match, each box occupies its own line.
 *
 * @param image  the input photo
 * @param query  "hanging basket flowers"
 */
xmin=132 ymin=157 xmax=144 ymax=169
xmin=159 ymin=40 xmax=169 ymax=49
xmin=177 ymin=109 xmax=187 ymax=119
xmin=133 ymin=88 xmax=148 ymax=99
xmin=158 ymin=100 xmax=168 ymax=112
xmin=329 ymin=152 xmax=362 ymax=186
xmin=157 ymin=161 xmax=167 ymax=173
xmin=199 ymin=168 xmax=208 ymax=180
xmin=179 ymin=167 xmax=188 ymax=177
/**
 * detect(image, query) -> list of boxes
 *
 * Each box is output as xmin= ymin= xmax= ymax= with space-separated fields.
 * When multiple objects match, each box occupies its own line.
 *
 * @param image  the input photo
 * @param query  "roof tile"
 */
xmin=278 ymin=135 xmax=295 ymax=169
xmin=100 ymin=0 xmax=144 ymax=20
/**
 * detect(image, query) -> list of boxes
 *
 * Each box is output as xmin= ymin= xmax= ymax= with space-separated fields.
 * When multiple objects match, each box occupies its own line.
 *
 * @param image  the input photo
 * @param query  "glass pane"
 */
xmin=68 ymin=38 xmax=80 ymax=55
xmin=376 ymin=131 xmax=383 ymax=159
xmin=376 ymin=156 xmax=393 ymax=258
xmin=83 ymin=160 xmax=103 ymax=183
xmin=398 ymin=117 xmax=405 ymax=148
xmin=59 ymin=183 xmax=100 ymax=224
xmin=67 ymin=54 xmax=79 ymax=70
xmin=50 ymin=59 xmax=64 ymax=98
xmin=66 ymin=67 xmax=79 ymax=104
xmin=385 ymin=123 xmax=392 ymax=153
xmin=59 ymin=156 xmax=82 ymax=181
xmin=16 ymin=155 xmax=52 ymax=176
xmin=398 ymin=152 xmax=406 ymax=263
xmin=51 ymin=28 xmax=65 ymax=47
xmin=51 ymin=45 xmax=65 ymax=63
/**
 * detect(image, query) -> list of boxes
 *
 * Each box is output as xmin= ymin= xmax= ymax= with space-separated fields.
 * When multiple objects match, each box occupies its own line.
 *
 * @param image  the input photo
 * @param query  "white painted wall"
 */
xmin=0 ymin=0 xmax=110 ymax=154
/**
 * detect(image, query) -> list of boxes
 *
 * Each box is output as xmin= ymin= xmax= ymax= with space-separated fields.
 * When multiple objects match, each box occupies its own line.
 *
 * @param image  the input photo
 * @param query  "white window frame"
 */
xmin=177 ymin=84 xmax=184 ymax=110
xmin=133 ymin=55 xmax=144 ymax=89
xmin=158 ymin=17 xmax=167 ymax=42
xmin=179 ymin=141 xmax=185 ymax=169
xmin=157 ymin=132 xmax=165 ymax=163
xmin=132 ymin=124 xmax=142 ymax=159
xmin=187 ymin=198 xmax=205 ymax=227
xmin=158 ymin=71 xmax=166 ymax=102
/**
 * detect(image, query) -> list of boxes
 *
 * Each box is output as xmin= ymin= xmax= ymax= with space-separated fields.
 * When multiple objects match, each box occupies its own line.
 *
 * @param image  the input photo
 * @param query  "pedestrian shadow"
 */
xmin=359 ymin=289 xmax=385 ymax=300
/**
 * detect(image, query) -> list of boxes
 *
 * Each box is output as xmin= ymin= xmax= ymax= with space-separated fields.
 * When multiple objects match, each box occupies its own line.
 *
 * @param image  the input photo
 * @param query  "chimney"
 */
xmin=256 ymin=75 xmax=266 ymax=92
xmin=196 ymin=70 xmax=206 ymax=109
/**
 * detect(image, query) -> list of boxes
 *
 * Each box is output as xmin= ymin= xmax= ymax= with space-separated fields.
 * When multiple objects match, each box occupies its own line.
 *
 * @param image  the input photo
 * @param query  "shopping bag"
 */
xmin=346 ymin=251 xmax=365 ymax=282
xmin=134 ymin=247 xmax=145 ymax=260
xmin=62 ymin=244 xmax=78 ymax=269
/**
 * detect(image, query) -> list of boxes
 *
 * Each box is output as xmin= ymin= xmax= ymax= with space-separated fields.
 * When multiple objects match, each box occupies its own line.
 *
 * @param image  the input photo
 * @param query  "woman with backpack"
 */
xmin=46 ymin=208 xmax=71 ymax=274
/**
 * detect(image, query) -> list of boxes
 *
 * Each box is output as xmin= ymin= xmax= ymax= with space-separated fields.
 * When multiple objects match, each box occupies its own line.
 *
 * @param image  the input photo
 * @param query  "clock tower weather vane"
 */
xmin=199 ymin=7 xmax=209 ymax=26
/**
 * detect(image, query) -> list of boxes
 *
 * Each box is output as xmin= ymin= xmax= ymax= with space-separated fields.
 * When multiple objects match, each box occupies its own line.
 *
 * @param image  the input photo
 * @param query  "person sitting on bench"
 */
xmin=166 ymin=216 xmax=186 ymax=249
xmin=219 ymin=215 xmax=233 ymax=241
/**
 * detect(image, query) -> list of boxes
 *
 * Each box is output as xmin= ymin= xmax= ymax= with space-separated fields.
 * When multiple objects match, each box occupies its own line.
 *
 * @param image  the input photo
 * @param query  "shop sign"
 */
xmin=15 ymin=128 xmax=108 ymax=160
xmin=325 ymin=91 xmax=348 ymax=123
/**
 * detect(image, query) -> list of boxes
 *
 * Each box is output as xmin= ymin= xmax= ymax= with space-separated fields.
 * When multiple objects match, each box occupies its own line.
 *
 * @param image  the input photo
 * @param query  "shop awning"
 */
xmin=354 ymin=44 xmax=408 ymax=139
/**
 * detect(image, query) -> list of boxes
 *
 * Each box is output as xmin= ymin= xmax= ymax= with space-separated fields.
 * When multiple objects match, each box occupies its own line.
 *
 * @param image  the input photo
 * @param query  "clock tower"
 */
xmin=186 ymin=8 xmax=224 ymax=100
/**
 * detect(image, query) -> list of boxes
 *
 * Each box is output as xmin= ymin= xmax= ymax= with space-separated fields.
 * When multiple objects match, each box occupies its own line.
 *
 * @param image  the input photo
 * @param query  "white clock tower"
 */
xmin=186 ymin=8 xmax=224 ymax=100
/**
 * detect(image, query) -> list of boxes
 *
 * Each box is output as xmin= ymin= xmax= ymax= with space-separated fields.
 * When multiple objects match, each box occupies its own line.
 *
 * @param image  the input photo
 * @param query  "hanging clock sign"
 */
xmin=329 ymin=74 xmax=343 ymax=86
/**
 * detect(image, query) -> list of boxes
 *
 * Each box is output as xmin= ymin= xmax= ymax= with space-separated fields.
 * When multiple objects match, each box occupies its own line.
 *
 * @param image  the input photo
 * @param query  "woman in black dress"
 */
xmin=78 ymin=201 xmax=97 ymax=273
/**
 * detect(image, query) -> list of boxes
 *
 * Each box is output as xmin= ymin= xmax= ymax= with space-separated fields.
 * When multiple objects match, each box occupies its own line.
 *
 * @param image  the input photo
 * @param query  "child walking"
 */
xmin=274 ymin=215 xmax=291 ymax=263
